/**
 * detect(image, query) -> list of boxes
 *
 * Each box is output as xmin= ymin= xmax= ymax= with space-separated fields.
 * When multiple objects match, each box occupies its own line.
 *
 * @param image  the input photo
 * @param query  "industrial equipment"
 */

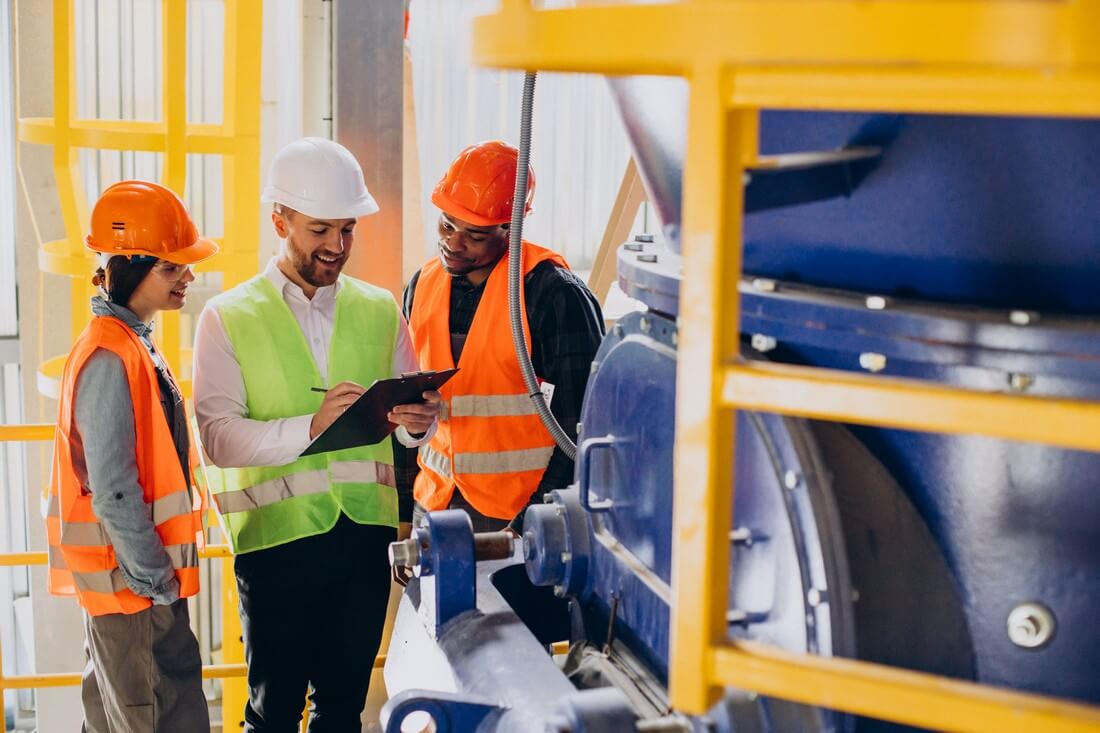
xmin=382 ymin=4 xmax=1100 ymax=732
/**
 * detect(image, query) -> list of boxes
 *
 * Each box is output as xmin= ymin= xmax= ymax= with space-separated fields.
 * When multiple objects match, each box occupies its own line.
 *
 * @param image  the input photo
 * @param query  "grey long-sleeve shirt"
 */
xmin=68 ymin=298 xmax=187 ymax=604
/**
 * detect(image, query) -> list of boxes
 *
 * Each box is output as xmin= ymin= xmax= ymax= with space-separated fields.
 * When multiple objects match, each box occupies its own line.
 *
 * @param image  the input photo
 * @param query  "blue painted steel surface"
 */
xmin=570 ymin=312 xmax=853 ymax=698
xmin=382 ymin=690 xmax=501 ymax=733
xmin=748 ymin=113 xmax=1100 ymax=315
xmin=388 ymin=105 xmax=1100 ymax=729
xmin=420 ymin=510 xmax=477 ymax=631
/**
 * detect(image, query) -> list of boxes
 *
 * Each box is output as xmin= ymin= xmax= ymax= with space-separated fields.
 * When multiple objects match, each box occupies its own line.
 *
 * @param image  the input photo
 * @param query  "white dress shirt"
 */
xmin=194 ymin=258 xmax=433 ymax=468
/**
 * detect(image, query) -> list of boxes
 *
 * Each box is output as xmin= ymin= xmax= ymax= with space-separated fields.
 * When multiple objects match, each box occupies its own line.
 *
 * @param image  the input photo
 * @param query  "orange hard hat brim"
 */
xmin=431 ymin=190 xmax=509 ymax=227
xmin=85 ymin=236 xmax=220 ymax=265
xmin=160 ymin=236 xmax=220 ymax=265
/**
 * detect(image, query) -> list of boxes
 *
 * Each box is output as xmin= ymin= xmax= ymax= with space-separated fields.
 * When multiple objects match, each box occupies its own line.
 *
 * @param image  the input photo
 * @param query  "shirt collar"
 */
xmin=91 ymin=296 xmax=155 ymax=339
xmin=263 ymin=256 xmax=341 ymax=304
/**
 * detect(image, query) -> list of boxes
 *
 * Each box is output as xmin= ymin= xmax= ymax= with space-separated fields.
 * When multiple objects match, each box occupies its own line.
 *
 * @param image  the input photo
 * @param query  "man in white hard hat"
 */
xmin=193 ymin=137 xmax=439 ymax=732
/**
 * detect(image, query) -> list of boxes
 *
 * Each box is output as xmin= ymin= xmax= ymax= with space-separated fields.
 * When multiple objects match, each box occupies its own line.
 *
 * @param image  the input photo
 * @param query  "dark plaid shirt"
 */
xmin=394 ymin=259 xmax=605 ymax=525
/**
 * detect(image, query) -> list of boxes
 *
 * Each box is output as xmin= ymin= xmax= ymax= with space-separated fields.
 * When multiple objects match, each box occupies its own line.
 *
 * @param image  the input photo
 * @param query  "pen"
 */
xmin=311 ymin=387 xmax=327 ymax=393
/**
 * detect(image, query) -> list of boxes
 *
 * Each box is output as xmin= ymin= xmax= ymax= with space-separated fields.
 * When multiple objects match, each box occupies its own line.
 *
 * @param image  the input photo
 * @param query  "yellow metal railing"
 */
xmin=0 ymin=544 xmax=390 ymax=730
xmin=0 ymin=424 xmax=387 ymax=731
xmin=15 ymin=2 xmax=264 ymax=727
xmin=473 ymin=2 xmax=1100 ymax=731
xmin=18 ymin=0 xmax=263 ymax=397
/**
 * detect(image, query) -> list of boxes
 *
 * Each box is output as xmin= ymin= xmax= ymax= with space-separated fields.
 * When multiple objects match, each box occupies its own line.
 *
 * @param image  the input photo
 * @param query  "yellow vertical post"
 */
xmin=158 ymin=0 xmax=189 ymax=373
xmin=668 ymin=64 xmax=746 ymax=714
xmin=52 ymin=0 xmax=91 ymax=343
xmin=221 ymin=556 xmax=246 ymax=731
xmin=220 ymin=0 xmax=263 ymax=289
xmin=217 ymin=3 xmax=263 ymax=728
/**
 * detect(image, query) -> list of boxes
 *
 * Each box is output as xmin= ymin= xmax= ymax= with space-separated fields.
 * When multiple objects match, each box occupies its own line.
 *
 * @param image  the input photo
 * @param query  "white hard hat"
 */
xmin=261 ymin=137 xmax=380 ymax=219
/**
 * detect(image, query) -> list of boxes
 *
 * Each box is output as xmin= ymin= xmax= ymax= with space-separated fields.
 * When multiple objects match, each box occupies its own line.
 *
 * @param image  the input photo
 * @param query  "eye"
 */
xmin=309 ymin=228 xmax=327 ymax=235
xmin=342 ymin=226 xmax=354 ymax=235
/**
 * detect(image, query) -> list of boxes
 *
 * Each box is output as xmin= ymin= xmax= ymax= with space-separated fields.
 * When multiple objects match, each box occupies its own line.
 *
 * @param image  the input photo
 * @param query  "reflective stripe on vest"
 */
xmin=212 ymin=461 xmax=395 ymax=516
xmin=420 ymin=443 xmax=554 ymax=476
xmin=449 ymin=394 xmax=541 ymax=418
xmin=409 ymin=242 xmax=567 ymax=520
xmin=209 ymin=274 xmax=400 ymax=554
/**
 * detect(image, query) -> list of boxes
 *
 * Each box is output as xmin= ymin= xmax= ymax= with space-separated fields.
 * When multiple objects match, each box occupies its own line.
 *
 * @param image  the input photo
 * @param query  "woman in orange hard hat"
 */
xmin=46 ymin=180 xmax=217 ymax=732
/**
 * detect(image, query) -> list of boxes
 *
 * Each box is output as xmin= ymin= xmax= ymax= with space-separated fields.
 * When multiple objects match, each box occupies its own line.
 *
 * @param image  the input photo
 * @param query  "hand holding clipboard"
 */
xmin=302 ymin=368 xmax=458 ymax=456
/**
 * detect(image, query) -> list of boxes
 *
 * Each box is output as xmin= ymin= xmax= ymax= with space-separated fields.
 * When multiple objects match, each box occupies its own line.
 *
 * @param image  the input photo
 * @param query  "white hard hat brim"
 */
xmin=262 ymin=186 xmax=380 ymax=220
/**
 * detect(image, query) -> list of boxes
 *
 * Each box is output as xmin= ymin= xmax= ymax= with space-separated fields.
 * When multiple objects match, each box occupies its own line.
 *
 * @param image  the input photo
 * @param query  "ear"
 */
xmin=272 ymin=210 xmax=290 ymax=239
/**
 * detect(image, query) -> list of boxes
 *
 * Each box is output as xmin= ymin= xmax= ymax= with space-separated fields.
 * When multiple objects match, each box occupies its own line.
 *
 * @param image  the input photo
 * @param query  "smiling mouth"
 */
xmin=315 ymin=253 xmax=342 ymax=265
xmin=170 ymin=287 xmax=187 ymax=298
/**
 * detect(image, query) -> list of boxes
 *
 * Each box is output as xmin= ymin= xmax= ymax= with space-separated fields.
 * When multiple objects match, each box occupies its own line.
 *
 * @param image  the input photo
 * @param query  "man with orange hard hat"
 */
xmin=401 ymin=140 xmax=605 ymax=538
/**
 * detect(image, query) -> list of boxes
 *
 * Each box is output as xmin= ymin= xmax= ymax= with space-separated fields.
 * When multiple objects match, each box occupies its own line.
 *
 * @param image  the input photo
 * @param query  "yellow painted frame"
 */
xmin=15 ymin=2 xmax=264 ymax=727
xmin=473 ymin=1 xmax=1100 ymax=731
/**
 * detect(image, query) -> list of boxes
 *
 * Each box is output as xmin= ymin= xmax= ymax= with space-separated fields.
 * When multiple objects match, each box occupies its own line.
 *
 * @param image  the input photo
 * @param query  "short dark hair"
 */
xmin=98 ymin=256 xmax=157 ymax=307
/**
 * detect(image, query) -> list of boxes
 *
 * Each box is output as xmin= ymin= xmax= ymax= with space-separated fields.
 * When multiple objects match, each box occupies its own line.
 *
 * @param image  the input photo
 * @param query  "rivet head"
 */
xmin=1007 ymin=602 xmax=1056 ymax=649
xmin=1010 ymin=310 xmax=1039 ymax=326
xmin=751 ymin=334 xmax=777 ymax=353
xmin=807 ymin=588 xmax=826 ymax=608
xmin=1007 ymin=373 xmax=1035 ymax=393
xmin=640 ymin=317 xmax=650 ymax=333
xmin=634 ymin=233 xmax=655 ymax=243
xmin=637 ymin=253 xmax=658 ymax=264
xmin=859 ymin=352 xmax=887 ymax=373
xmin=560 ymin=552 xmax=572 ymax=564
xmin=784 ymin=470 xmax=801 ymax=490
xmin=865 ymin=295 xmax=888 ymax=310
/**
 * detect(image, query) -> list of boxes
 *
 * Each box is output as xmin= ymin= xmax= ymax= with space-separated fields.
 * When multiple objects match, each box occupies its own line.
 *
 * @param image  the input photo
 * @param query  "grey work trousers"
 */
xmin=81 ymin=599 xmax=209 ymax=733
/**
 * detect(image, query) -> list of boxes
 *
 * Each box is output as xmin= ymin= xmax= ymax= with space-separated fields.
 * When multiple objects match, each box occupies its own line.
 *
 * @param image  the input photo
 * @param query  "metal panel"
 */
xmin=333 ymin=0 xmax=404 ymax=296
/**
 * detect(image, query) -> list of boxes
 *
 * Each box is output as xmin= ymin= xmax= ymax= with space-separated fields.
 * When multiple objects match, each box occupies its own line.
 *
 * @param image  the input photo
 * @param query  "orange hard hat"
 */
xmin=431 ymin=141 xmax=535 ymax=227
xmin=86 ymin=180 xmax=218 ymax=265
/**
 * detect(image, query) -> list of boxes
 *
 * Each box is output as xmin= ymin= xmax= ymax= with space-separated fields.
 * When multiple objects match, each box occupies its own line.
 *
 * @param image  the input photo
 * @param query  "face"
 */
xmin=128 ymin=259 xmax=196 ymax=315
xmin=273 ymin=208 xmax=356 ymax=288
xmin=437 ymin=213 xmax=509 ymax=279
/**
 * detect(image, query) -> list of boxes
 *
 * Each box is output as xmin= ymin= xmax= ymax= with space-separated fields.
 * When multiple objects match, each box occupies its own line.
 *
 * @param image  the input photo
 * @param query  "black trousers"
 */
xmin=234 ymin=514 xmax=395 ymax=733
xmin=412 ymin=489 xmax=511 ymax=534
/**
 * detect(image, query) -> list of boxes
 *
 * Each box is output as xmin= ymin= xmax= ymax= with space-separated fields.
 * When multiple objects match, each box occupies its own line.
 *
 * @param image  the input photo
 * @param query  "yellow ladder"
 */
xmin=473 ymin=2 xmax=1100 ymax=730
xmin=17 ymin=2 xmax=265 ymax=728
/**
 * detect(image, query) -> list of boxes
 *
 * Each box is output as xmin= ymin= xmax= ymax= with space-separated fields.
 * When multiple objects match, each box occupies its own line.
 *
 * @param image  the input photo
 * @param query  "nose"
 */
xmin=181 ymin=267 xmax=196 ymax=284
xmin=326 ymin=229 xmax=346 ymax=254
xmin=442 ymin=229 xmax=465 ymax=252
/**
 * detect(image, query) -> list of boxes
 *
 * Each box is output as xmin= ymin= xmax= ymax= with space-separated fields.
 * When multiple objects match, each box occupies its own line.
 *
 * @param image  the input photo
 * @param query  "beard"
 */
xmin=287 ymin=236 xmax=346 ymax=287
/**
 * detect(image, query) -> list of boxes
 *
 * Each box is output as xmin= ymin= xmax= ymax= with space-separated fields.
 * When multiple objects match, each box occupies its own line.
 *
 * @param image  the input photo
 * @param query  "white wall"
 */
xmin=407 ymin=0 xmax=633 ymax=270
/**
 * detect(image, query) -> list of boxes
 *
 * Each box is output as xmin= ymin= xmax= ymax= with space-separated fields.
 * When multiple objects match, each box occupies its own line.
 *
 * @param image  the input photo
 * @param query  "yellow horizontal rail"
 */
xmin=0 ymin=656 xmax=386 ymax=693
xmin=18 ymin=118 xmax=251 ymax=156
xmin=712 ymin=643 xmax=1100 ymax=733
xmin=0 ymin=424 xmax=55 ymax=442
xmin=722 ymin=361 xmax=1100 ymax=452
xmin=0 ymin=546 xmax=231 ymax=567
xmin=474 ymin=0 xmax=1100 ymax=118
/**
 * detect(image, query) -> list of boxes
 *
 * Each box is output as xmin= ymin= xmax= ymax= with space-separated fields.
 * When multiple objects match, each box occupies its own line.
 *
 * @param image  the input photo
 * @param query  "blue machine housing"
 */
xmin=383 ymin=111 xmax=1100 ymax=732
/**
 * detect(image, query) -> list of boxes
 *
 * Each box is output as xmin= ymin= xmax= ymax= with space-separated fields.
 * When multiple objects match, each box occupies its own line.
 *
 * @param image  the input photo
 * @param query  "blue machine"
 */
xmin=383 ymin=82 xmax=1100 ymax=732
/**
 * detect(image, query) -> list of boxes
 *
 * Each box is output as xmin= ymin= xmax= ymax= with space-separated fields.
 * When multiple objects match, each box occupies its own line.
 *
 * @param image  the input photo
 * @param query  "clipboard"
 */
xmin=301 ymin=368 xmax=459 ymax=457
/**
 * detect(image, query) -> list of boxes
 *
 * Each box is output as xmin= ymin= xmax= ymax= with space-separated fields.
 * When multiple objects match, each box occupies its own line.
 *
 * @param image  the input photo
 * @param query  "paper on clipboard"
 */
xmin=301 ymin=368 xmax=458 ymax=457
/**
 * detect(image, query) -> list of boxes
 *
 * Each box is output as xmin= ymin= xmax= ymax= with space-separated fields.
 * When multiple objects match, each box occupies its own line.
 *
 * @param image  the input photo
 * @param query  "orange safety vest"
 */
xmin=46 ymin=316 xmax=202 ymax=616
xmin=409 ymin=241 xmax=568 ymax=520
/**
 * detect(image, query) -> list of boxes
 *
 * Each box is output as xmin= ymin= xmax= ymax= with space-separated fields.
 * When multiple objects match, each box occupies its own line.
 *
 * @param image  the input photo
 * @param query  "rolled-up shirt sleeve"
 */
xmin=74 ymin=350 xmax=179 ymax=605
xmin=193 ymin=305 xmax=314 ymax=468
